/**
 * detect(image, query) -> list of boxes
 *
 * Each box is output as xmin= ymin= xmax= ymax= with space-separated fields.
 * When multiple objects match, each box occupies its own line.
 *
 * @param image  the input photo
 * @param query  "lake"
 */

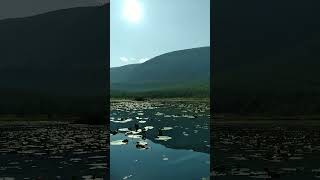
xmin=0 ymin=121 xmax=108 ymax=179
xmin=110 ymin=99 xmax=210 ymax=180
xmin=212 ymin=120 xmax=320 ymax=179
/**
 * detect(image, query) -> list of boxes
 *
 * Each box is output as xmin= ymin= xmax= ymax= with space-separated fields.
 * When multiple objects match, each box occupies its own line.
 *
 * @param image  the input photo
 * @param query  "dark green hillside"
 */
xmin=110 ymin=47 xmax=210 ymax=97
xmin=0 ymin=5 xmax=109 ymax=123
xmin=213 ymin=0 xmax=320 ymax=115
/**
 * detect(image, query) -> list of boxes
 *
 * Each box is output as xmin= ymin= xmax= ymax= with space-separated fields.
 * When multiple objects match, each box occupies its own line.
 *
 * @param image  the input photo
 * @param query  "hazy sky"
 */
xmin=0 ymin=0 xmax=108 ymax=20
xmin=111 ymin=0 xmax=210 ymax=67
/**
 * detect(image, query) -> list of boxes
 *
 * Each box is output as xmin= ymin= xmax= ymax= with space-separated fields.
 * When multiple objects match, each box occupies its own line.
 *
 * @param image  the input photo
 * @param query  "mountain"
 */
xmin=0 ymin=0 xmax=108 ymax=20
xmin=110 ymin=47 xmax=210 ymax=97
xmin=213 ymin=0 xmax=320 ymax=115
xmin=0 ymin=5 xmax=109 ymax=122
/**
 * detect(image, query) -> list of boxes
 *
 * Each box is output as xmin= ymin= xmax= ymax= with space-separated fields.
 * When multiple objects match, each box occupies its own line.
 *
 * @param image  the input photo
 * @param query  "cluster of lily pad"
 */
xmin=0 ymin=123 xmax=108 ymax=179
xmin=110 ymin=100 xmax=210 ymax=151
xmin=212 ymin=123 xmax=320 ymax=179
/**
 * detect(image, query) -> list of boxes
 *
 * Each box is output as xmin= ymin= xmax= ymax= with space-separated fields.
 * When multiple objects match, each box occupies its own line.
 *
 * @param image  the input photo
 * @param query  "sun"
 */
xmin=123 ymin=0 xmax=143 ymax=23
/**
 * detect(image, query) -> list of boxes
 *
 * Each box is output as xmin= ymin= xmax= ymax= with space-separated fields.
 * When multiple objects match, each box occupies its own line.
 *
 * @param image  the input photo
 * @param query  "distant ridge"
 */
xmin=0 ymin=4 xmax=109 ymax=122
xmin=213 ymin=0 xmax=320 ymax=115
xmin=110 ymin=47 xmax=210 ymax=97
xmin=0 ymin=0 xmax=109 ymax=20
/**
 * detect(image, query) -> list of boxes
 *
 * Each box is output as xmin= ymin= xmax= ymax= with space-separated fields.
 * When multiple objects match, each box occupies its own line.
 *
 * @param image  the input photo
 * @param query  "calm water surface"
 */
xmin=0 ymin=122 xmax=108 ymax=179
xmin=110 ymin=100 xmax=210 ymax=180
xmin=212 ymin=121 xmax=320 ymax=179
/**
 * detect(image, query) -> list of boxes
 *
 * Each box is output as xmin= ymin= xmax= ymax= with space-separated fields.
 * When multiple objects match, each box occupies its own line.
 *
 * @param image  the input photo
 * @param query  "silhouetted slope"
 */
xmin=110 ymin=47 xmax=210 ymax=97
xmin=0 ymin=5 xmax=109 ymax=121
xmin=213 ymin=0 xmax=320 ymax=115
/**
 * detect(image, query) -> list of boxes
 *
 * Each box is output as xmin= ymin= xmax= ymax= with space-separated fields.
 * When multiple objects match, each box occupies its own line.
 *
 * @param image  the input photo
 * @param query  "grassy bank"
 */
xmin=110 ymin=97 xmax=210 ymax=103
xmin=213 ymin=114 xmax=320 ymax=121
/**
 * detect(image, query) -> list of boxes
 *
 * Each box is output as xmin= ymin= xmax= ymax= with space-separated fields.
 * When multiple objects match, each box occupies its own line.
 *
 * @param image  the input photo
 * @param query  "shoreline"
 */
xmin=213 ymin=114 xmax=320 ymax=121
xmin=212 ymin=114 xmax=320 ymax=126
xmin=110 ymin=97 xmax=210 ymax=102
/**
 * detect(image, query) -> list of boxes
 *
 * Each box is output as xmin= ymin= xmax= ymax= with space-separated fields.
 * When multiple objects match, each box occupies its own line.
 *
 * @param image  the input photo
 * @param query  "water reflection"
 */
xmin=212 ymin=121 xmax=320 ymax=179
xmin=110 ymin=99 xmax=210 ymax=180
xmin=0 ymin=122 xmax=108 ymax=179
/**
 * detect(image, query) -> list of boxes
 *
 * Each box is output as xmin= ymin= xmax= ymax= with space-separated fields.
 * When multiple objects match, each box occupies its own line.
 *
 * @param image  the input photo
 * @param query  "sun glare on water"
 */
xmin=123 ymin=0 xmax=143 ymax=23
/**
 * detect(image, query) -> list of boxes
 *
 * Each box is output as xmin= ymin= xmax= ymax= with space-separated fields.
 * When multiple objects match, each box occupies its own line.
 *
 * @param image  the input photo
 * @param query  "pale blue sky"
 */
xmin=110 ymin=0 xmax=210 ymax=67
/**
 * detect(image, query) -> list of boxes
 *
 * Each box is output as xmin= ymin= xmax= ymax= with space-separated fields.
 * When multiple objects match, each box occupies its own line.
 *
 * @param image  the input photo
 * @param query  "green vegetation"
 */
xmin=0 ymin=5 xmax=108 ymax=124
xmin=213 ymin=0 xmax=320 ymax=116
xmin=110 ymin=47 xmax=210 ymax=98
xmin=111 ymin=81 xmax=209 ymax=98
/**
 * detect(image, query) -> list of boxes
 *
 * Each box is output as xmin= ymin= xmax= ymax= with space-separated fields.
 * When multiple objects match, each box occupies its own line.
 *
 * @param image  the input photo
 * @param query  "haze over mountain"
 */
xmin=213 ymin=0 xmax=320 ymax=115
xmin=110 ymin=0 xmax=210 ymax=68
xmin=110 ymin=47 xmax=210 ymax=97
xmin=0 ymin=0 xmax=108 ymax=20
xmin=0 ymin=4 xmax=109 ymax=120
